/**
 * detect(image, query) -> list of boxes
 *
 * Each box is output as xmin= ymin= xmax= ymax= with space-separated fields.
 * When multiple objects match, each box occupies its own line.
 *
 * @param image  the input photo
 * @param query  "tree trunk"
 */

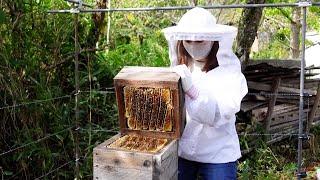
xmin=290 ymin=7 xmax=301 ymax=59
xmin=235 ymin=0 xmax=265 ymax=68
xmin=85 ymin=0 xmax=108 ymax=51
xmin=76 ymin=0 xmax=108 ymax=67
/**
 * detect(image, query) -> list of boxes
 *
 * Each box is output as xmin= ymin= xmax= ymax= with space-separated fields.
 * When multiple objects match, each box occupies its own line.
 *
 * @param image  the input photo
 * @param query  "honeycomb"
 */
xmin=107 ymin=135 xmax=168 ymax=153
xmin=123 ymin=87 xmax=173 ymax=132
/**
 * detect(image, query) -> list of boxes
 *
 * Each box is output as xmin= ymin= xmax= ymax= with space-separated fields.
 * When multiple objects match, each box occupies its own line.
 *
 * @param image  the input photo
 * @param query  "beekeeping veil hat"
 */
xmin=162 ymin=7 xmax=240 ymax=69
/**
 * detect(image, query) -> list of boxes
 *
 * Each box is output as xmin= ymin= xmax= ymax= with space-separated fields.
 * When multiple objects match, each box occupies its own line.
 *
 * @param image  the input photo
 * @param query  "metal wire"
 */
xmin=33 ymin=156 xmax=89 ymax=179
xmin=48 ymin=2 xmax=320 ymax=13
xmin=74 ymin=85 xmax=317 ymax=97
xmin=81 ymin=90 xmax=115 ymax=94
xmin=77 ymin=125 xmax=306 ymax=136
xmin=247 ymin=92 xmax=301 ymax=96
xmin=82 ymin=86 xmax=114 ymax=91
xmin=0 ymin=94 xmax=73 ymax=110
xmin=238 ymin=133 xmax=299 ymax=136
xmin=34 ymin=159 xmax=74 ymax=180
xmin=0 ymin=90 xmax=310 ymax=111
xmin=79 ymin=124 xmax=119 ymax=133
xmin=88 ymin=128 xmax=119 ymax=133
xmin=0 ymin=126 xmax=74 ymax=157
xmin=78 ymin=125 xmax=299 ymax=136
xmin=99 ymin=87 xmax=115 ymax=90
xmin=239 ymin=168 xmax=296 ymax=173
xmin=79 ymin=86 xmax=115 ymax=94
xmin=81 ymin=89 xmax=306 ymax=96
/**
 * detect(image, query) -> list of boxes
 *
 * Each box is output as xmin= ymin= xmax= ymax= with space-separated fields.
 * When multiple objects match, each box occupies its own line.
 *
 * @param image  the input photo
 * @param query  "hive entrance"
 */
xmin=124 ymin=86 xmax=174 ymax=132
xmin=107 ymin=135 xmax=169 ymax=153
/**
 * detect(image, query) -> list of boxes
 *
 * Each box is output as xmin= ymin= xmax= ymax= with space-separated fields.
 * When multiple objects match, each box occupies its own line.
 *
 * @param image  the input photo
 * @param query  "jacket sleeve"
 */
xmin=186 ymin=71 xmax=248 ymax=127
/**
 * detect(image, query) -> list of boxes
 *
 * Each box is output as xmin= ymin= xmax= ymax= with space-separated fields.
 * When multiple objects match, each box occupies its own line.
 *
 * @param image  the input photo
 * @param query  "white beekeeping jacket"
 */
xmin=162 ymin=7 xmax=248 ymax=163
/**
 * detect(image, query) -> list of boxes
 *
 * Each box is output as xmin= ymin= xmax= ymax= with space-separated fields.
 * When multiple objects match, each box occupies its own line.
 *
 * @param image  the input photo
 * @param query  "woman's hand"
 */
xmin=172 ymin=64 xmax=193 ymax=92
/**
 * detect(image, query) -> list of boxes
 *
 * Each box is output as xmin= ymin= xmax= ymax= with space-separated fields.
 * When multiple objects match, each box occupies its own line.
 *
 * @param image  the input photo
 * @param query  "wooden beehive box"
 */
xmin=93 ymin=66 xmax=185 ymax=180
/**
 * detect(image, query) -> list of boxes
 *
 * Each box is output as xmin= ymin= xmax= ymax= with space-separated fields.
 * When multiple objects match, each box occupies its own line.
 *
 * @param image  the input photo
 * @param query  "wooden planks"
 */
xmin=93 ymin=134 xmax=178 ymax=180
xmin=239 ymin=60 xmax=320 ymax=148
xmin=247 ymin=81 xmax=317 ymax=95
xmin=114 ymin=66 xmax=180 ymax=88
xmin=264 ymin=77 xmax=281 ymax=132
xmin=307 ymin=84 xmax=320 ymax=133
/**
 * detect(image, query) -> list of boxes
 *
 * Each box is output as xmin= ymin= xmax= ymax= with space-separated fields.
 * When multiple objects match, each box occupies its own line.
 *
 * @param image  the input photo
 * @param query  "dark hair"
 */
xmin=176 ymin=41 xmax=219 ymax=72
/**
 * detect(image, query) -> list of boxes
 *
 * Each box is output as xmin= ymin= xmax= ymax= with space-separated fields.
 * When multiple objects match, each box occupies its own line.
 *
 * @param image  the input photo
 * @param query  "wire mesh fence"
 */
xmin=1 ymin=0 xmax=320 ymax=179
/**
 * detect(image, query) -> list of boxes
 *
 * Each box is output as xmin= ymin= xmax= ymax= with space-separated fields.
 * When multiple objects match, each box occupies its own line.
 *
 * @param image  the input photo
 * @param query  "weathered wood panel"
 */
xmin=247 ymin=81 xmax=317 ymax=95
xmin=93 ymin=134 xmax=178 ymax=180
xmin=264 ymin=77 xmax=281 ymax=132
xmin=239 ymin=60 xmax=320 ymax=148
xmin=307 ymin=84 xmax=320 ymax=133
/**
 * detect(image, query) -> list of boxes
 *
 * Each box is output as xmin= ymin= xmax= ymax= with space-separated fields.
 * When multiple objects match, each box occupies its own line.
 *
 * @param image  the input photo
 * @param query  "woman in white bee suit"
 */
xmin=162 ymin=7 xmax=248 ymax=179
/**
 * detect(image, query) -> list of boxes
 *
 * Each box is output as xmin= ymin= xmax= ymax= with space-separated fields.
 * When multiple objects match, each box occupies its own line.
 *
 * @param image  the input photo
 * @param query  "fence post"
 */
xmin=297 ymin=2 xmax=310 ymax=179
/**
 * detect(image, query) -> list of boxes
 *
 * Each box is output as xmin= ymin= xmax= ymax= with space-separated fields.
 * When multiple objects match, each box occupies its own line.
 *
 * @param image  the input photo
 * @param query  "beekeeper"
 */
xmin=162 ymin=7 xmax=248 ymax=179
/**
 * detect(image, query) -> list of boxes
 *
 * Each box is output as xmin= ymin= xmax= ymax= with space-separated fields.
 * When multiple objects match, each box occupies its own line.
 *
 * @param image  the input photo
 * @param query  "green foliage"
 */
xmin=238 ymin=146 xmax=296 ymax=179
xmin=98 ymin=37 xmax=169 ymax=78
xmin=1 ymin=0 xmax=320 ymax=179
xmin=0 ymin=9 xmax=6 ymax=24
xmin=252 ymin=2 xmax=320 ymax=60
xmin=252 ymin=39 xmax=290 ymax=59
xmin=308 ymin=7 xmax=320 ymax=31
xmin=0 ymin=0 xmax=176 ymax=178
xmin=0 ymin=0 xmax=81 ymax=179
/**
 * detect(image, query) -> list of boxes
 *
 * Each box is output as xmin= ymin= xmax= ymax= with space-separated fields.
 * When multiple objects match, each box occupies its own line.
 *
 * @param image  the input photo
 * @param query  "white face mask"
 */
xmin=183 ymin=41 xmax=214 ymax=60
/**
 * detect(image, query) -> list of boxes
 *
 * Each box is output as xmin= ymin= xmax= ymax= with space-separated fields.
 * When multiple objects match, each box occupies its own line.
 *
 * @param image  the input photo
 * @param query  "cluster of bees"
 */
xmin=107 ymin=86 xmax=175 ymax=153
xmin=107 ymin=135 xmax=168 ymax=153
xmin=123 ymin=86 xmax=174 ymax=132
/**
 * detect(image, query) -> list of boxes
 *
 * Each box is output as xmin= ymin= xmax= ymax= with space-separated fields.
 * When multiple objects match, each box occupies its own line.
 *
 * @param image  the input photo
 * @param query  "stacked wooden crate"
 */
xmin=93 ymin=66 xmax=185 ymax=180
xmin=239 ymin=60 xmax=320 ymax=145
